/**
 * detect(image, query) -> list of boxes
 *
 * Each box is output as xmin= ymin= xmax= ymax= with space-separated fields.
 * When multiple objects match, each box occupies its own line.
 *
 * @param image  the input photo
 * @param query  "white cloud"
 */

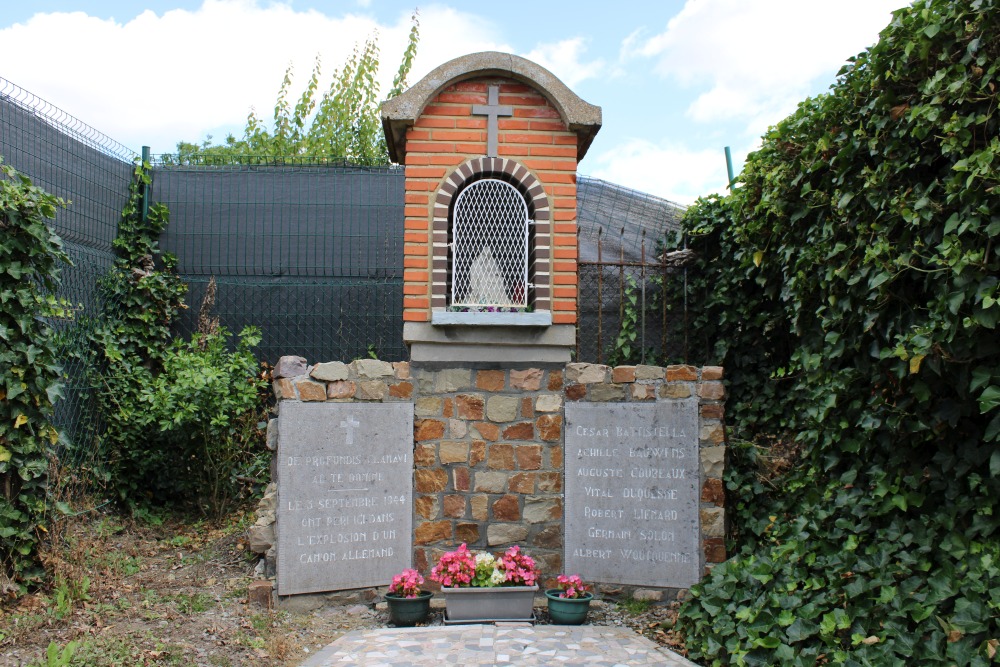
xmin=524 ymin=37 xmax=604 ymax=88
xmin=625 ymin=0 xmax=907 ymax=134
xmin=587 ymin=138 xmax=739 ymax=206
xmin=0 ymin=0 xmax=510 ymax=154
xmin=396 ymin=4 xmax=512 ymax=84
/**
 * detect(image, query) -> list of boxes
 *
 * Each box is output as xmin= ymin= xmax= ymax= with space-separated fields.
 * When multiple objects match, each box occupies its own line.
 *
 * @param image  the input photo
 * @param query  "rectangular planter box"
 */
xmin=442 ymin=585 xmax=538 ymax=623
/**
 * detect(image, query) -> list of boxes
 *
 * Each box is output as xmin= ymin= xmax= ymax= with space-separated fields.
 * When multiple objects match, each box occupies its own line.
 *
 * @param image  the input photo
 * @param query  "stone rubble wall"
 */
xmin=253 ymin=357 xmax=727 ymax=602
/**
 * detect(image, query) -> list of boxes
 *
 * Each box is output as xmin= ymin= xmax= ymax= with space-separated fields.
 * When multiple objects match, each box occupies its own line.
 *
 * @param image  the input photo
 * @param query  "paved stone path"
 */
xmin=299 ymin=623 xmax=698 ymax=666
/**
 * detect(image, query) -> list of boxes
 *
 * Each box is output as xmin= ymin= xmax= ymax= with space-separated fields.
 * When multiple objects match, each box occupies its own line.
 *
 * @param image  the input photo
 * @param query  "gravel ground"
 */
xmin=0 ymin=511 xmax=689 ymax=667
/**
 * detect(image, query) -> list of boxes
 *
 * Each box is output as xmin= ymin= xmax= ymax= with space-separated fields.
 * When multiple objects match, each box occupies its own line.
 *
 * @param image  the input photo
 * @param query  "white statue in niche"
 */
xmin=466 ymin=245 xmax=508 ymax=305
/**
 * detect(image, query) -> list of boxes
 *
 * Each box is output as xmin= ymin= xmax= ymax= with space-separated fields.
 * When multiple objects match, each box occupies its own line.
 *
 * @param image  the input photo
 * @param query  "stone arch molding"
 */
xmin=381 ymin=51 xmax=602 ymax=163
xmin=431 ymin=157 xmax=551 ymax=314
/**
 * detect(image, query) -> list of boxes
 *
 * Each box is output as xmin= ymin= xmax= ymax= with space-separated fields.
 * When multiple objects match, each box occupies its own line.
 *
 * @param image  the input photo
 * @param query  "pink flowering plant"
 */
xmin=388 ymin=568 xmax=425 ymax=598
xmin=430 ymin=543 xmax=540 ymax=588
xmin=498 ymin=545 xmax=539 ymax=586
xmin=555 ymin=574 xmax=592 ymax=599
xmin=429 ymin=543 xmax=477 ymax=587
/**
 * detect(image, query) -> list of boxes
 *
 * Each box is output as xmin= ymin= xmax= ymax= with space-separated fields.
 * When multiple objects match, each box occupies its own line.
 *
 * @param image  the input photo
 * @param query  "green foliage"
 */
xmin=671 ymin=1 xmax=1000 ymax=664
xmin=99 ymin=164 xmax=188 ymax=362
xmin=174 ymin=13 xmax=420 ymax=165
xmin=136 ymin=326 xmax=266 ymax=516
xmin=616 ymin=593 xmax=652 ymax=615
xmin=33 ymin=641 xmax=76 ymax=667
xmin=606 ymin=274 xmax=642 ymax=366
xmin=171 ymin=591 xmax=214 ymax=614
xmin=53 ymin=574 xmax=90 ymax=620
xmin=86 ymin=163 xmax=266 ymax=517
xmin=0 ymin=159 xmax=69 ymax=586
xmin=103 ymin=325 xmax=266 ymax=518
xmin=85 ymin=161 xmax=187 ymax=498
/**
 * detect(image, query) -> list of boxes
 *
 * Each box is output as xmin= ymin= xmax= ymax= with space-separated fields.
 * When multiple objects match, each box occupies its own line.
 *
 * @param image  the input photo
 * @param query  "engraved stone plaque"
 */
xmin=277 ymin=402 xmax=413 ymax=595
xmin=565 ymin=401 xmax=701 ymax=588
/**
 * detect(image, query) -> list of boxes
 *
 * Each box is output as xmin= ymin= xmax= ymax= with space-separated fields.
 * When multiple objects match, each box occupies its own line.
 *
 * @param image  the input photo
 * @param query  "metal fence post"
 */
xmin=141 ymin=145 xmax=150 ymax=224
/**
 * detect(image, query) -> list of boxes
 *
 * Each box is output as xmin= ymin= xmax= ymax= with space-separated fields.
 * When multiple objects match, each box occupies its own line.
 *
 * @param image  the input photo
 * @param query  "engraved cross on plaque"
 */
xmin=472 ymin=85 xmax=513 ymax=158
xmin=340 ymin=414 xmax=360 ymax=445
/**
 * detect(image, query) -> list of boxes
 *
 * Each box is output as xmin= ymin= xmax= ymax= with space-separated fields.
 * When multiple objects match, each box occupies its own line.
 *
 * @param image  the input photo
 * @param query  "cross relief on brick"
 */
xmin=472 ymin=85 xmax=513 ymax=158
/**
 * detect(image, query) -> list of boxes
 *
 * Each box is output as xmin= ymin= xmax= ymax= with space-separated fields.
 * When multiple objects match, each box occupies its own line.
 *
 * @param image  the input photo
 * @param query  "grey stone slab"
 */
xmin=277 ymin=402 xmax=413 ymax=596
xmin=429 ymin=310 xmax=552 ymax=326
xmin=310 ymin=361 xmax=349 ymax=382
xmin=404 ymin=322 xmax=575 ymax=346
xmin=409 ymin=342 xmax=572 ymax=364
xmin=351 ymin=358 xmax=395 ymax=378
xmin=274 ymin=355 xmax=307 ymax=378
xmin=564 ymin=401 xmax=701 ymax=588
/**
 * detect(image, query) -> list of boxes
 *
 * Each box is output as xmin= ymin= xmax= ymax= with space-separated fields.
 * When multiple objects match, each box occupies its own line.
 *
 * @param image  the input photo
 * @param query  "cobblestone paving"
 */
xmin=299 ymin=623 xmax=698 ymax=666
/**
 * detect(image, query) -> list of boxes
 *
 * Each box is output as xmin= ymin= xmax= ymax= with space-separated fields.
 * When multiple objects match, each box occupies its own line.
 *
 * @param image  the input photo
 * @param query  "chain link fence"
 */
xmin=0 ymin=77 xmax=137 ymax=470
xmin=575 ymin=177 xmax=688 ymax=365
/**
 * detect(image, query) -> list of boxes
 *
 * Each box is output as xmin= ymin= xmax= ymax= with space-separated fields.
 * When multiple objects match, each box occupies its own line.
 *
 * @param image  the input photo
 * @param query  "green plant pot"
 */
xmin=385 ymin=591 xmax=433 ymax=626
xmin=545 ymin=589 xmax=593 ymax=625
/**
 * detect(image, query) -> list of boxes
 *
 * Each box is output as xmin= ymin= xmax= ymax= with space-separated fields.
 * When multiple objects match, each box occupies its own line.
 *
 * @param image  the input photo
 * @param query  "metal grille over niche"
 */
xmin=451 ymin=178 xmax=530 ymax=308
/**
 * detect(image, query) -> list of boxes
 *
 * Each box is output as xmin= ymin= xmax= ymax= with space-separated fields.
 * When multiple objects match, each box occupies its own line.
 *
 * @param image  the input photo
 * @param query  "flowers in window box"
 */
xmin=429 ymin=543 xmax=477 ymax=587
xmin=429 ymin=543 xmax=540 ymax=588
xmin=498 ymin=545 xmax=539 ymax=586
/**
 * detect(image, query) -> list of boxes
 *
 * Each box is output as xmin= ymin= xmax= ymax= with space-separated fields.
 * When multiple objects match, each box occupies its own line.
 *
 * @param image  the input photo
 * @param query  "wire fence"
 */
xmin=0 ymin=77 xmax=137 ymax=471
xmin=575 ymin=177 xmax=687 ymax=366
xmin=150 ymin=157 xmax=407 ymax=362
xmin=1 ymin=75 xmax=691 ymax=476
xmin=576 ymin=232 xmax=689 ymax=366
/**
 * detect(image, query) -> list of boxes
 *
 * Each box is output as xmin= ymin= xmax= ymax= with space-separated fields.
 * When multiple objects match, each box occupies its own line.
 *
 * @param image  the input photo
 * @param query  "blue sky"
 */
xmin=1 ymin=0 xmax=909 ymax=203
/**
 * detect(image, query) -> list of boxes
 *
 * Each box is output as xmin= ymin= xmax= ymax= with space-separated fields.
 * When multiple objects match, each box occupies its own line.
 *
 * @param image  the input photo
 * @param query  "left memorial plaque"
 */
xmin=276 ymin=402 xmax=413 ymax=595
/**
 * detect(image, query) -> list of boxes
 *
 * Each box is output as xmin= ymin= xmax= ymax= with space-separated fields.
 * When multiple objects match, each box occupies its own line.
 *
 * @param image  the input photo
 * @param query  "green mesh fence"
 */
xmin=576 ymin=176 xmax=685 ymax=263
xmin=150 ymin=156 xmax=407 ymax=363
xmin=0 ymin=76 xmax=137 ymax=470
xmin=1 ymin=75 xmax=691 ymax=470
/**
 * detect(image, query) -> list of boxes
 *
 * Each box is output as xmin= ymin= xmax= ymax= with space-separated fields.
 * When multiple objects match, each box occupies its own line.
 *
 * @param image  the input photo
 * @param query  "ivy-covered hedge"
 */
xmin=88 ymin=163 xmax=267 ymax=517
xmin=0 ymin=161 xmax=68 ymax=585
xmin=671 ymin=0 xmax=999 ymax=664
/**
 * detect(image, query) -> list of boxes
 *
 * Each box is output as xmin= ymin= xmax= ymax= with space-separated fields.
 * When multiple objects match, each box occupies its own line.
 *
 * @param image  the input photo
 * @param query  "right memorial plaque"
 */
xmin=565 ymin=400 xmax=701 ymax=588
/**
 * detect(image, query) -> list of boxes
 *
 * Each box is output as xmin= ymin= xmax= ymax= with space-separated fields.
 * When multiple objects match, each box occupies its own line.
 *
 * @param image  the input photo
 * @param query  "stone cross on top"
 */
xmin=380 ymin=51 xmax=603 ymax=363
xmin=473 ymin=85 xmax=512 ymax=158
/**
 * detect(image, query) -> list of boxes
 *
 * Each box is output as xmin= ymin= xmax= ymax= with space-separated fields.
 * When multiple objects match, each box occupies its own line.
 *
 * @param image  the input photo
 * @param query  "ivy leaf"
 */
xmin=45 ymin=383 xmax=64 ymax=405
xmin=869 ymin=272 xmax=891 ymax=290
xmin=979 ymin=386 xmax=1000 ymax=413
